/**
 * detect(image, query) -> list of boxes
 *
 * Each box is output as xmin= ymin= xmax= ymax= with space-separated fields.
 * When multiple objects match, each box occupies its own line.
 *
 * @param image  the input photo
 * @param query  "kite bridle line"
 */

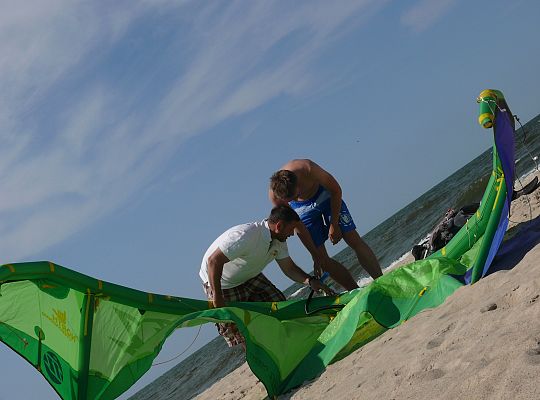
xmin=151 ymin=325 xmax=202 ymax=367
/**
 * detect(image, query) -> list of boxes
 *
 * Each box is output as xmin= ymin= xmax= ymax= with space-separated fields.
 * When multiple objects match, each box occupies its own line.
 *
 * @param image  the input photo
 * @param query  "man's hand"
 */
xmin=309 ymin=279 xmax=336 ymax=296
xmin=213 ymin=294 xmax=226 ymax=309
xmin=329 ymin=223 xmax=342 ymax=245
xmin=312 ymin=256 xmax=324 ymax=278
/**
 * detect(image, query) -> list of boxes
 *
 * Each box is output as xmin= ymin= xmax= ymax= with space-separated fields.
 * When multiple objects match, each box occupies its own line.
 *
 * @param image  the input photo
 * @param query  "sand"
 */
xmin=195 ymin=172 xmax=540 ymax=400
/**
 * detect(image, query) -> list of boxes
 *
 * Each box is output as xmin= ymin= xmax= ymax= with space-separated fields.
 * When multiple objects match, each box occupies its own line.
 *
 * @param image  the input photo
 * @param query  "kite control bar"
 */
xmin=304 ymin=272 xmax=346 ymax=315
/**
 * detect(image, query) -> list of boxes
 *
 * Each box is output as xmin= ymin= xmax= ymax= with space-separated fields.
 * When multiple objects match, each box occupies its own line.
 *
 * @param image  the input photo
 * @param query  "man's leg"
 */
xmin=203 ymin=283 xmax=247 ymax=349
xmin=317 ymin=244 xmax=359 ymax=291
xmin=342 ymin=229 xmax=383 ymax=279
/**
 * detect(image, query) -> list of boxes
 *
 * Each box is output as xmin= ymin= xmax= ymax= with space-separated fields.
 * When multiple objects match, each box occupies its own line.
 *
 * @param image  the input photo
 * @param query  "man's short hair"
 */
xmin=268 ymin=205 xmax=300 ymax=224
xmin=270 ymin=170 xmax=297 ymax=200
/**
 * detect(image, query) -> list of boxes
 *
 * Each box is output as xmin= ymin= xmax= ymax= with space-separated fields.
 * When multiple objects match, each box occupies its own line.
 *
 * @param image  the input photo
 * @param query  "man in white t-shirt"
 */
xmin=200 ymin=205 xmax=334 ymax=347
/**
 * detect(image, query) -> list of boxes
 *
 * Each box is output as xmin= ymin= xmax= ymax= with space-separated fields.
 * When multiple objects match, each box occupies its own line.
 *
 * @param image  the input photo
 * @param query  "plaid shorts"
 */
xmin=203 ymin=273 xmax=286 ymax=347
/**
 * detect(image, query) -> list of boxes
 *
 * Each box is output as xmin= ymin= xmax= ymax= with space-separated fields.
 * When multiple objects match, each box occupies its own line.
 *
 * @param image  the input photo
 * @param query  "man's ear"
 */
xmin=275 ymin=220 xmax=283 ymax=232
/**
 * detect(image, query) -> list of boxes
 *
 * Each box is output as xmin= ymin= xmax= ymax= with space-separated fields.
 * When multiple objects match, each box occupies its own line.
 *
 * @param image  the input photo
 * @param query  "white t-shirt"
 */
xmin=199 ymin=220 xmax=289 ymax=289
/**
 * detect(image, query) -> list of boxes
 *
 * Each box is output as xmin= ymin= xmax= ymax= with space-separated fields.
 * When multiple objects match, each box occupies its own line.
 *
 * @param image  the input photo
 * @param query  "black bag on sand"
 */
xmin=412 ymin=203 xmax=480 ymax=260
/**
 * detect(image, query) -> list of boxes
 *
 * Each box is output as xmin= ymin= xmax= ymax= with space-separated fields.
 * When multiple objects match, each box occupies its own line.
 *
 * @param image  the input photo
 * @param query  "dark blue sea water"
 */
xmin=130 ymin=113 xmax=540 ymax=400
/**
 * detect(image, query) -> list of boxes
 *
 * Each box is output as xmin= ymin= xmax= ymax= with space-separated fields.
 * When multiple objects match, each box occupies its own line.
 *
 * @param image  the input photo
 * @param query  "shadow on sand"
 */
xmin=488 ymin=214 xmax=540 ymax=275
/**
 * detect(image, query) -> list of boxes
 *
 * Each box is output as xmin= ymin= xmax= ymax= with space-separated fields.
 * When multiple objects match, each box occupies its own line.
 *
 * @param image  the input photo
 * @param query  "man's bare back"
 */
xmin=279 ymin=159 xmax=320 ymax=201
xmin=270 ymin=159 xmax=342 ymax=205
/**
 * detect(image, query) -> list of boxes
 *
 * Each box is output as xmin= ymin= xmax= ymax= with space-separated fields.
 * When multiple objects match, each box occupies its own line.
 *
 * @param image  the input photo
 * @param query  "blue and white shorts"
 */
xmin=289 ymin=186 xmax=356 ymax=247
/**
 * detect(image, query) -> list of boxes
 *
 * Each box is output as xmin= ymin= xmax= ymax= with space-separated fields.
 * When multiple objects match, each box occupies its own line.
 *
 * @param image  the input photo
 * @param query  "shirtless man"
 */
xmin=269 ymin=159 xmax=382 ymax=291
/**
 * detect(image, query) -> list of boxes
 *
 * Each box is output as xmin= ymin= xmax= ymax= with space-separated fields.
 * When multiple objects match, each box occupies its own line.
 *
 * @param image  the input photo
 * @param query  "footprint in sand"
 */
xmin=425 ymin=368 xmax=445 ymax=380
xmin=415 ymin=367 xmax=446 ymax=381
xmin=525 ymin=346 xmax=540 ymax=365
xmin=426 ymin=337 xmax=444 ymax=349
xmin=426 ymin=322 xmax=455 ymax=349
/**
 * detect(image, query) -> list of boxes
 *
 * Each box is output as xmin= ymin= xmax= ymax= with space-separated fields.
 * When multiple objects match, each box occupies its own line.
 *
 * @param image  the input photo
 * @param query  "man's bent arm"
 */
xmin=276 ymin=256 xmax=312 ymax=284
xmin=207 ymin=248 xmax=230 ymax=308
xmin=309 ymin=161 xmax=343 ymax=243
xmin=294 ymin=222 xmax=324 ymax=277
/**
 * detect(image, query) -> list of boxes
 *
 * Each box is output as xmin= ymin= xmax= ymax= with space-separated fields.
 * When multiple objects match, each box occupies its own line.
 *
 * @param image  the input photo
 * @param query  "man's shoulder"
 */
xmin=282 ymin=159 xmax=314 ymax=178
xmin=223 ymin=220 xmax=267 ymax=240
xmin=218 ymin=221 xmax=268 ymax=256
xmin=223 ymin=222 xmax=256 ymax=237
xmin=214 ymin=222 xmax=256 ymax=254
xmin=283 ymin=158 xmax=312 ymax=169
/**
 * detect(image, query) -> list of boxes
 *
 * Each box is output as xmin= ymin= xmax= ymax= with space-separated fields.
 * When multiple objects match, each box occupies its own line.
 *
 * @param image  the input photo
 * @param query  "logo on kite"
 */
xmin=42 ymin=309 xmax=78 ymax=343
xmin=43 ymin=351 xmax=63 ymax=385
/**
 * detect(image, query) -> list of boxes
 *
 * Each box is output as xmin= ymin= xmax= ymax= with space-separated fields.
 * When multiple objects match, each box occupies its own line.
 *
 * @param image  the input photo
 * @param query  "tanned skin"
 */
xmin=269 ymin=159 xmax=382 ymax=291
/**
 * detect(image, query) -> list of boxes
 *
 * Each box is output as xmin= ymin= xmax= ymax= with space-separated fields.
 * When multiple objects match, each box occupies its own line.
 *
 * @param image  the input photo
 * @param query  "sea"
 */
xmin=130 ymin=113 xmax=540 ymax=400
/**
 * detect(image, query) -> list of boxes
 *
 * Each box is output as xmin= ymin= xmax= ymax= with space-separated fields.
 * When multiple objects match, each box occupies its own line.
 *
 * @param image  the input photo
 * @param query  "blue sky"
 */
xmin=1 ymin=1 xmax=540 ymax=399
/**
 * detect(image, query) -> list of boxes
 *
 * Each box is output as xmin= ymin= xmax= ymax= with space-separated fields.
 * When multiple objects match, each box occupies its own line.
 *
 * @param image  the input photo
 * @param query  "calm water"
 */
xmin=131 ymin=113 xmax=540 ymax=400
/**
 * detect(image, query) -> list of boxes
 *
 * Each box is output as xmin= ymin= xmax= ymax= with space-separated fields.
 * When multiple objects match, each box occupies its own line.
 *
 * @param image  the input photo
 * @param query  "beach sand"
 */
xmin=195 ymin=172 xmax=540 ymax=400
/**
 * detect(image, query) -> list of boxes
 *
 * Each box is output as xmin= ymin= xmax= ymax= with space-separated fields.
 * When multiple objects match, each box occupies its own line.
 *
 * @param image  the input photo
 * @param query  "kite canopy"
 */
xmin=0 ymin=90 xmax=515 ymax=399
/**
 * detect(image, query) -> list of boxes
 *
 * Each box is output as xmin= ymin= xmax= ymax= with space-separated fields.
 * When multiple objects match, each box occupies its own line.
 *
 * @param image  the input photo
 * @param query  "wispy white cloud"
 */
xmin=0 ymin=1 xmax=385 ymax=260
xmin=401 ymin=0 xmax=458 ymax=32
